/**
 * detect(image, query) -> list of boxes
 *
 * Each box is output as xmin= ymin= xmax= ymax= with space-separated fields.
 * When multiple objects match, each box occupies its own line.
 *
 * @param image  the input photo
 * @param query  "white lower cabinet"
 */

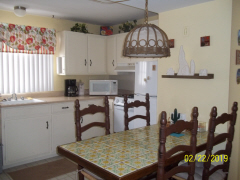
xmin=1 ymin=104 xmax=52 ymax=168
xmin=4 ymin=116 xmax=51 ymax=164
xmin=0 ymin=98 xmax=114 ymax=169
xmin=51 ymin=102 xmax=75 ymax=155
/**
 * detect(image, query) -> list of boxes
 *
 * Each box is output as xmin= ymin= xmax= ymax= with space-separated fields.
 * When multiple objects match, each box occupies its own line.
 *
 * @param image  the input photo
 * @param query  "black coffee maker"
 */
xmin=64 ymin=79 xmax=78 ymax=97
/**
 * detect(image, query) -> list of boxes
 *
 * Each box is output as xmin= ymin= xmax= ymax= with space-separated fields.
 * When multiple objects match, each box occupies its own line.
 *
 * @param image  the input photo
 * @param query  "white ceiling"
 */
xmin=0 ymin=0 xmax=213 ymax=26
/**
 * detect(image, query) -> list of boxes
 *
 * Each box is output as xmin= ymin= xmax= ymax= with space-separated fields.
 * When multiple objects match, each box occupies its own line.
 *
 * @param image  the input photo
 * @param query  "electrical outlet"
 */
xmin=183 ymin=26 xmax=189 ymax=36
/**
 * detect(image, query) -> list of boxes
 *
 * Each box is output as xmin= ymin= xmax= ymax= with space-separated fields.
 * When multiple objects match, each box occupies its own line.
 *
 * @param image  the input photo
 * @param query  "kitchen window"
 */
xmin=0 ymin=23 xmax=56 ymax=94
xmin=0 ymin=52 xmax=53 ymax=94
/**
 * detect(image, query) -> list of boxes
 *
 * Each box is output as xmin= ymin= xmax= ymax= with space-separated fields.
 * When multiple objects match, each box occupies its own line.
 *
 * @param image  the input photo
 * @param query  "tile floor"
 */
xmin=0 ymin=156 xmax=78 ymax=180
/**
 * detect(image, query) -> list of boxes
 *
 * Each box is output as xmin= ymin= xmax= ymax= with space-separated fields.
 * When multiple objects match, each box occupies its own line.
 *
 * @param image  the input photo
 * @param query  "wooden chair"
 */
xmin=75 ymin=96 xmax=110 ymax=141
xmin=157 ymin=107 xmax=199 ymax=180
xmin=75 ymin=96 xmax=110 ymax=180
xmin=124 ymin=93 xmax=150 ymax=131
xmin=175 ymin=102 xmax=238 ymax=180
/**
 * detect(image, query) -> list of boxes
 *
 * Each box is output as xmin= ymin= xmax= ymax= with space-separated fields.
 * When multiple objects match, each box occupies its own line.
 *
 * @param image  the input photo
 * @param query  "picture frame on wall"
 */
xmin=236 ymin=50 xmax=240 ymax=65
xmin=200 ymin=36 xmax=210 ymax=47
xmin=237 ymin=69 xmax=240 ymax=84
xmin=169 ymin=39 xmax=174 ymax=48
xmin=238 ymin=30 xmax=240 ymax=46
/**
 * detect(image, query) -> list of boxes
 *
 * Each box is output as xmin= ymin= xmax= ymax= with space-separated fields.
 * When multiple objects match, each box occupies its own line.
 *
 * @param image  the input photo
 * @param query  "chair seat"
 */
xmin=82 ymin=168 xmax=104 ymax=180
xmin=175 ymin=162 xmax=226 ymax=180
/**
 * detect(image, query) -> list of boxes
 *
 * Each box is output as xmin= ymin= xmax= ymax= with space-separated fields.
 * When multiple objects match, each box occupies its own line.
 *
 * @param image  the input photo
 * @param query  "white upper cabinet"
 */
xmin=88 ymin=34 xmax=107 ymax=75
xmin=116 ymin=33 xmax=131 ymax=63
xmin=106 ymin=35 xmax=117 ymax=75
xmin=58 ymin=31 xmax=88 ymax=75
xmin=57 ymin=31 xmax=106 ymax=75
xmin=57 ymin=30 xmax=157 ymax=75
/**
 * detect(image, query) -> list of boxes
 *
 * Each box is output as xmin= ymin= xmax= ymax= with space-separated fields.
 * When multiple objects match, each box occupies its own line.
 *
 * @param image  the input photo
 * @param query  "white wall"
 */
xmin=157 ymin=0 xmax=232 ymax=131
xmin=157 ymin=0 xmax=237 ymax=177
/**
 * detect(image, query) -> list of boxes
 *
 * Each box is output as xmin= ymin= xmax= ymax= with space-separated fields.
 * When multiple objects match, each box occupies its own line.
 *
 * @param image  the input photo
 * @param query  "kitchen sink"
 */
xmin=0 ymin=99 xmax=45 ymax=105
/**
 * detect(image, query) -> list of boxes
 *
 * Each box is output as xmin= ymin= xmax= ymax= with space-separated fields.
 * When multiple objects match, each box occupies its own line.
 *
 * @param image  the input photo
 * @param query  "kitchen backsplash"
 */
xmin=0 ymin=73 xmax=135 ymax=98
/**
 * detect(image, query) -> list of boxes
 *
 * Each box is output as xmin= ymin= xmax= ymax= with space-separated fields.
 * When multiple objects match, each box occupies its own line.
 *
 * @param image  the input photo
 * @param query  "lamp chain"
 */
xmin=145 ymin=0 xmax=148 ymax=24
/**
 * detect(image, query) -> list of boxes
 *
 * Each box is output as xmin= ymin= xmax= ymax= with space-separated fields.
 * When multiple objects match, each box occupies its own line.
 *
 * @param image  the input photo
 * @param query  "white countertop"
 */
xmin=0 ymin=95 xmax=116 ymax=108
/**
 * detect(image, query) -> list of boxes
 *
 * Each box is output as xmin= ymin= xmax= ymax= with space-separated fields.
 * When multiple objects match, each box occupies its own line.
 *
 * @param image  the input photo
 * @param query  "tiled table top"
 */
xmin=60 ymin=125 xmax=209 ymax=178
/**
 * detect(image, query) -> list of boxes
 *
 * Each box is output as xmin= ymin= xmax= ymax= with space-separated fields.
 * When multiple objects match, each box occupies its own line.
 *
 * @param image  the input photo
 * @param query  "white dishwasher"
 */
xmin=113 ymin=95 xmax=134 ymax=132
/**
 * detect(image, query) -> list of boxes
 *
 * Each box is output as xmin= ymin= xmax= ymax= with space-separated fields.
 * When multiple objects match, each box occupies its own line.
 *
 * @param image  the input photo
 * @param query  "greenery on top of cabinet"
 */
xmin=119 ymin=20 xmax=137 ymax=33
xmin=70 ymin=23 xmax=89 ymax=33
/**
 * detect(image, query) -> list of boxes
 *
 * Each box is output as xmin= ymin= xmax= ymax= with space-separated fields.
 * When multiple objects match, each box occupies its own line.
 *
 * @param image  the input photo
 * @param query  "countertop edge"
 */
xmin=0 ymin=95 xmax=116 ymax=108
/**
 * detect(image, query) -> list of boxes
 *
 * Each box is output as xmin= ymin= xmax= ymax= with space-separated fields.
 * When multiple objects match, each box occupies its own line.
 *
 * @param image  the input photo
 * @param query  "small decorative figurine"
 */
xmin=177 ymin=45 xmax=190 ymax=75
xmin=171 ymin=108 xmax=180 ymax=124
xmin=166 ymin=68 xmax=175 ymax=75
xmin=199 ymin=69 xmax=208 ymax=76
xmin=190 ymin=59 xmax=195 ymax=75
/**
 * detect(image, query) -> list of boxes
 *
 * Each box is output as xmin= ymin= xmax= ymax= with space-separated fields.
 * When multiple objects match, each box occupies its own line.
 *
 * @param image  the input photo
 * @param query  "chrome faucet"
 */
xmin=11 ymin=93 xmax=17 ymax=100
xmin=14 ymin=93 xmax=17 ymax=100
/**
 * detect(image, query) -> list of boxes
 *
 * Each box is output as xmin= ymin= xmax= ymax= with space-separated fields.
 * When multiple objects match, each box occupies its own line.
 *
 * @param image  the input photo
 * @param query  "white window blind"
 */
xmin=0 ymin=52 xmax=53 ymax=94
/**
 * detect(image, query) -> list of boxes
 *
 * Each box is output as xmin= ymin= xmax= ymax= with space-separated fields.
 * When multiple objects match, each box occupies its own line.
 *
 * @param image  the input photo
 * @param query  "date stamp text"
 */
xmin=184 ymin=155 xmax=228 ymax=162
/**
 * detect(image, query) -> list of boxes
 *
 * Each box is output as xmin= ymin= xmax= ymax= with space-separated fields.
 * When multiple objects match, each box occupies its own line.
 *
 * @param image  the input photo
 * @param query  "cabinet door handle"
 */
xmin=90 ymin=60 xmax=92 ymax=66
xmin=80 ymin=117 xmax=83 ymax=124
xmin=62 ymin=106 xmax=69 ymax=109
xmin=112 ymin=60 xmax=114 ymax=66
xmin=85 ymin=59 xmax=87 ymax=66
xmin=46 ymin=121 xmax=49 ymax=129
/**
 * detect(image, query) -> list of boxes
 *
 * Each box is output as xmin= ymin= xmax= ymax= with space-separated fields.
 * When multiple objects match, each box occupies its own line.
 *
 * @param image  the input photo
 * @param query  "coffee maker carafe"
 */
xmin=65 ymin=79 xmax=78 ymax=97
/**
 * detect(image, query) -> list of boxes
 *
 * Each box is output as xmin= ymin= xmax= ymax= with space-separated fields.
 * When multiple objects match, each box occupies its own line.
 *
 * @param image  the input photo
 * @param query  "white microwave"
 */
xmin=89 ymin=80 xmax=118 ymax=95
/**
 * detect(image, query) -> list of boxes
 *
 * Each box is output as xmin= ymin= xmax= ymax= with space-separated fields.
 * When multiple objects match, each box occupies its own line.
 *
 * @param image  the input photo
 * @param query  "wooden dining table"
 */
xmin=57 ymin=124 xmax=223 ymax=180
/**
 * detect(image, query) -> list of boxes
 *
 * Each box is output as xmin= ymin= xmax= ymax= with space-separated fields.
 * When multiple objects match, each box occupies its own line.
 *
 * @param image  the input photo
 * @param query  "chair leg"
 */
xmin=81 ymin=170 xmax=97 ymax=180
xmin=224 ymin=174 xmax=228 ymax=180
xmin=78 ymin=165 xmax=84 ymax=180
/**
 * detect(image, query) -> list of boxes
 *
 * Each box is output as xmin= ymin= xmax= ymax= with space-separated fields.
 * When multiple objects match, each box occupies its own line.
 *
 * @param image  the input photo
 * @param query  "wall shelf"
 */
xmin=162 ymin=73 xmax=214 ymax=79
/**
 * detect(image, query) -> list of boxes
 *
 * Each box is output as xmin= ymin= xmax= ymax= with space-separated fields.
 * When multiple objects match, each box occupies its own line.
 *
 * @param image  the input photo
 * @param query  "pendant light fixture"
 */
xmin=123 ymin=0 xmax=170 ymax=58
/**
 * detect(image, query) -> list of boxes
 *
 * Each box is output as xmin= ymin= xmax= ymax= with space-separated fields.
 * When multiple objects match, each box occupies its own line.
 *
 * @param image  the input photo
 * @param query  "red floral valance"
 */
xmin=0 ymin=22 xmax=56 ymax=54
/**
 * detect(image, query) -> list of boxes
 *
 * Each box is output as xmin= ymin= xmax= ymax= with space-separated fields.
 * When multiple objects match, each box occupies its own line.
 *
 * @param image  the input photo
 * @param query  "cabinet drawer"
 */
xmin=52 ymin=102 xmax=74 ymax=113
xmin=2 ymin=104 xmax=51 ymax=120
